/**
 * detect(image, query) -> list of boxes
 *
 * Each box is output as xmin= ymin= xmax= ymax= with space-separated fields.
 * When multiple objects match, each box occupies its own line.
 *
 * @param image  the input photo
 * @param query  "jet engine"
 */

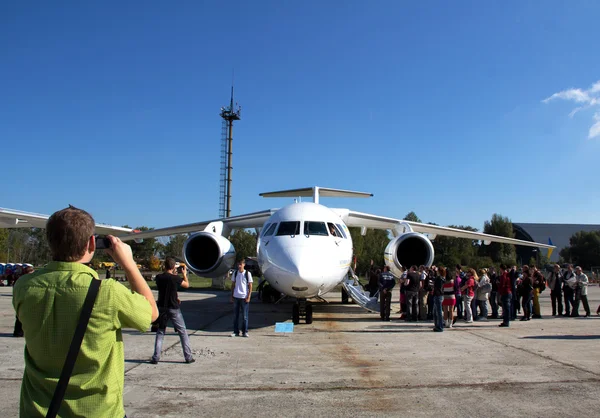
xmin=384 ymin=232 xmax=434 ymax=277
xmin=182 ymin=232 xmax=236 ymax=278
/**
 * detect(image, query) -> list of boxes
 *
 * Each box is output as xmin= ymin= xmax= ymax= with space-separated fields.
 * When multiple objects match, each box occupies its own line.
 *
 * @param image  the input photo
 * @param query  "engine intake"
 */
xmin=384 ymin=232 xmax=434 ymax=277
xmin=182 ymin=232 xmax=236 ymax=278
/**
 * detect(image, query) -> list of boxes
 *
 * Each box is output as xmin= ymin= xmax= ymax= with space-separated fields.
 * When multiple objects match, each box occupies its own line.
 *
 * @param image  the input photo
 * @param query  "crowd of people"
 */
xmin=368 ymin=262 xmax=597 ymax=332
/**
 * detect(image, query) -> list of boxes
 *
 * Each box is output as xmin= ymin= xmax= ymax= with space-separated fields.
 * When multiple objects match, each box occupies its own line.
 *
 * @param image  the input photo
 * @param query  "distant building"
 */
xmin=513 ymin=223 xmax=600 ymax=264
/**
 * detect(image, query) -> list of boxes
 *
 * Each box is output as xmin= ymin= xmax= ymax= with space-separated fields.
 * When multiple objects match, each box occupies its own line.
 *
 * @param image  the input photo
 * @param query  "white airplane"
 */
xmin=0 ymin=187 xmax=554 ymax=324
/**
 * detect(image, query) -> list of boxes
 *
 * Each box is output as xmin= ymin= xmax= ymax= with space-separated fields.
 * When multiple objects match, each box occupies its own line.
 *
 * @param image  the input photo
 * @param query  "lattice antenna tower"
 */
xmin=218 ymin=86 xmax=241 ymax=218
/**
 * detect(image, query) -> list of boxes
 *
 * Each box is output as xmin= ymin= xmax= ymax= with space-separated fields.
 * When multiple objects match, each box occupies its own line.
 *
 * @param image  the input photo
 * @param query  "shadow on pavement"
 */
xmin=521 ymin=335 xmax=600 ymax=340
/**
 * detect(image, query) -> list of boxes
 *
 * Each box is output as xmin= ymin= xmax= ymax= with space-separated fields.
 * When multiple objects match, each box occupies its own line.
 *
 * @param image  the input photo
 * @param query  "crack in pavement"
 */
xmin=464 ymin=330 xmax=600 ymax=378
xmin=124 ymin=309 xmax=232 ymax=375
xmin=148 ymin=377 xmax=600 ymax=392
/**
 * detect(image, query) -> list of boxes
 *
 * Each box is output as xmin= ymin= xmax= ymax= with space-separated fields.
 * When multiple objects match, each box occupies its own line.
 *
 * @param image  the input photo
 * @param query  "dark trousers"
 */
xmin=406 ymin=291 xmax=419 ymax=320
xmin=490 ymin=291 xmax=498 ymax=318
xmin=13 ymin=317 xmax=23 ymax=337
xmin=233 ymin=297 xmax=250 ymax=335
xmin=433 ymin=296 xmax=444 ymax=331
xmin=380 ymin=289 xmax=392 ymax=319
xmin=573 ymin=289 xmax=590 ymax=316
xmin=369 ymin=283 xmax=378 ymax=298
xmin=563 ymin=287 xmax=574 ymax=315
xmin=522 ymin=295 xmax=532 ymax=319
xmin=551 ymin=289 xmax=563 ymax=315
xmin=501 ymin=294 xmax=512 ymax=326
xmin=455 ymin=295 xmax=463 ymax=318
xmin=512 ymin=295 xmax=519 ymax=320
xmin=427 ymin=293 xmax=434 ymax=319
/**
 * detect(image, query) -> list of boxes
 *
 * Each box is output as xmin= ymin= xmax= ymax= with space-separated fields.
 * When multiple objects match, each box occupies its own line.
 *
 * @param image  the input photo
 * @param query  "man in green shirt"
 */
xmin=13 ymin=206 xmax=159 ymax=417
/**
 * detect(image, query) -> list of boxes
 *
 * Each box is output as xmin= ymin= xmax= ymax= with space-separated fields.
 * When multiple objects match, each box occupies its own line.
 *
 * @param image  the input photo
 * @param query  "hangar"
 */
xmin=513 ymin=223 xmax=600 ymax=264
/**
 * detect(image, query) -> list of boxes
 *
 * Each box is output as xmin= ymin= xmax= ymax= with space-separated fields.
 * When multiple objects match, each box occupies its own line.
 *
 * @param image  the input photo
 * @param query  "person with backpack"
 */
xmin=532 ymin=266 xmax=546 ymax=319
xmin=520 ymin=268 xmax=534 ymax=321
xmin=231 ymin=259 xmax=253 ymax=337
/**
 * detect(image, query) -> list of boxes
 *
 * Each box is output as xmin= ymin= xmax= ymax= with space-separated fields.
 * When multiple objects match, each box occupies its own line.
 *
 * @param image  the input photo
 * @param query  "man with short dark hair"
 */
xmin=404 ymin=265 xmax=421 ymax=322
xmin=547 ymin=264 xmax=563 ymax=316
xmin=378 ymin=266 xmax=395 ymax=321
xmin=151 ymin=258 xmax=194 ymax=364
xmin=230 ymin=260 xmax=253 ymax=337
xmin=13 ymin=206 xmax=158 ymax=417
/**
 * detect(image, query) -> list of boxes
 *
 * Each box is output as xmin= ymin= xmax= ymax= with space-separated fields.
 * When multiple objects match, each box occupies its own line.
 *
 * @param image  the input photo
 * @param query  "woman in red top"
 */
xmin=460 ymin=269 xmax=477 ymax=323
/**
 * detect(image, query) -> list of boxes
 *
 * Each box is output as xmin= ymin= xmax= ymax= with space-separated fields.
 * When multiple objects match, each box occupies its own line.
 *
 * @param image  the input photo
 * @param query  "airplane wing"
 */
xmin=334 ymin=209 xmax=555 ymax=249
xmin=0 ymin=207 xmax=133 ymax=235
xmin=116 ymin=209 xmax=276 ymax=241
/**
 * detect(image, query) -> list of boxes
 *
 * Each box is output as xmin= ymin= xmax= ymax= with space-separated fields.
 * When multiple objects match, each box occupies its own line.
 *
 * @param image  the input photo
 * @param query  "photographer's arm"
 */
xmin=180 ymin=266 xmax=190 ymax=289
xmin=107 ymin=236 xmax=159 ymax=322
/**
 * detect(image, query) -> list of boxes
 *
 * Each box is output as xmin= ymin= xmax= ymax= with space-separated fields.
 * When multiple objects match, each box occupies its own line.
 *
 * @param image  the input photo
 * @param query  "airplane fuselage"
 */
xmin=257 ymin=202 xmax=353 ymax=299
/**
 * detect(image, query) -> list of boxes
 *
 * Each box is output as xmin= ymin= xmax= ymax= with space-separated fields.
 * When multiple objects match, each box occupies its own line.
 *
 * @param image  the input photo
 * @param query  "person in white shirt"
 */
xmin=572 ymin=266 xmax=590 ymax=317
xmin=230 ymin=260 xmax=253 ymax=337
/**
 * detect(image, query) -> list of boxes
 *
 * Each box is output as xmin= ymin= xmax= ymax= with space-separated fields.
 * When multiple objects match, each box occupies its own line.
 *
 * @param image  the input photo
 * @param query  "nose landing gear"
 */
xmin=292 ymin=299 xmax=313 ymax=324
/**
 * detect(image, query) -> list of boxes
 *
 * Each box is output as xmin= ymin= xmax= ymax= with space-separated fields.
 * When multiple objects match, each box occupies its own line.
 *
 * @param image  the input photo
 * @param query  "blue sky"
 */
xmin=2 ymin=1 xmax=599 ymax=231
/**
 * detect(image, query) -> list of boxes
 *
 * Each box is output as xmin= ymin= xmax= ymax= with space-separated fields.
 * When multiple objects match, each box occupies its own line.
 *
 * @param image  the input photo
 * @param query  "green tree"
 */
xmin=559 ymin=230 xmax=600 ymax=269
xmin=348 ymin=228 xmax=390 ymax=275
xmin=0 ymin=228 xmax=9 ymax=262
xmin=403 ymin=211 xmax=422 ymax=223
xmin=129 ymin=226 xmax=161 ymax=267
xmin=164 ymin=234 xmax=188 ymax=258
xmin=479 ymin=214 xmax=516 ymax=265
xmin=229 ymin=229 xmax=257 ymax=261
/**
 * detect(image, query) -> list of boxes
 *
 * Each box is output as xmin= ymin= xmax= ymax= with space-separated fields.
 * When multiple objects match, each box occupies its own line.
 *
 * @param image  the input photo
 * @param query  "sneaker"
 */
xmin=185 ymin=358 xmax=196 ymax=364
xmin=230 ymin=333 xmax=239 ymax=337
xmin=150 ymin=359 xmax=158 ymax=364
xmin=499 ymin=323 xmax=509 ymax=327
xmin=242 ymin=332 xmax=249 ymax=338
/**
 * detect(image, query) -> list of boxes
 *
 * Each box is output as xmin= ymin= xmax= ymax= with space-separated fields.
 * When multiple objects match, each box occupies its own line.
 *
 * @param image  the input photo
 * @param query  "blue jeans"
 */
xmin=433 ymin=296 xmax=444 ymax=331
xmin=233 ymin=297 xmax=249 ymax=335
xmin=152 ymin=308 xmax=193 ymax=362
xmin=455 ymin=295 xmax=463 ymax=318
xmin=501 ymin=295 xmax=512 ymax=326
xmin=478 ymin=299 xmax=488 ymax=318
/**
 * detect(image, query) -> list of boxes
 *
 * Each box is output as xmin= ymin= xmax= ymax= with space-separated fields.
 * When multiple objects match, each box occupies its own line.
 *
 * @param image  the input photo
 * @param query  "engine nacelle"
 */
xmin=384 ymin=232 xmax=435 ymax=277
xmin=182 ymin=232 xmax=236 ymax=278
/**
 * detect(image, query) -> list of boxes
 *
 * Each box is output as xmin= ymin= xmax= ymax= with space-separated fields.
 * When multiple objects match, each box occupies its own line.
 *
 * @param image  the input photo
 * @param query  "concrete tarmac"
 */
xmin=2 ymin=284 xmax=600 ymax=417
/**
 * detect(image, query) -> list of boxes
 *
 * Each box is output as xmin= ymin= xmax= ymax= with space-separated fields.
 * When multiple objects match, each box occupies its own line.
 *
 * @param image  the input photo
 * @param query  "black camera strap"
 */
xmin=46 ymin=278 xmax=101 ymax=418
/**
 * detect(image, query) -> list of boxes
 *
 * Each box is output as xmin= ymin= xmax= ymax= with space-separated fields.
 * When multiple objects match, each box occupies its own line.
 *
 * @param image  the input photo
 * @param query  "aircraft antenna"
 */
xmin=218 ymin=83 xmax=241 ymax=218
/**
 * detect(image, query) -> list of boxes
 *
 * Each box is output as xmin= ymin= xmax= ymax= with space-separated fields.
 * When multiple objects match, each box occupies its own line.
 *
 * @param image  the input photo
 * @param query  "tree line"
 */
xmin=1 ymin=214 xmax=598 ymax=271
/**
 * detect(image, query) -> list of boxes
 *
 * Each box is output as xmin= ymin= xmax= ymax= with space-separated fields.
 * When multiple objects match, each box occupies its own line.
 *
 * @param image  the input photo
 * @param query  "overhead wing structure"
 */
xmin=334 ymin=209 xmax=555 ymax=249
xmin=117 ymin=209 xmax=276 ymax=241
xmin=0 ymin=207 xmax=133 ymax=236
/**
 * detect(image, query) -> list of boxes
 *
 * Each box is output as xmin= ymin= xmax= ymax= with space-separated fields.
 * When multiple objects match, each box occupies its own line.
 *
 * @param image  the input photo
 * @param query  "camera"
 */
xmin=177 ymin=265 xmax=185 ymax=273
xmin=95 ymin=235 xmax=111 ymax=250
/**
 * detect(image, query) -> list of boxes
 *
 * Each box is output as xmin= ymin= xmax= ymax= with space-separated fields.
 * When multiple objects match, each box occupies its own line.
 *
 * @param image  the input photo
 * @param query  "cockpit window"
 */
xmin=276 ymin=221 xmax=300 ymax=236
xmin=304 ymin=221 xmax=328 ymax=236
xmin=263 ymin=223 xmax=277 ymax=236
xmin=327 ymin=222 xmax=343 ymax=238
xmin=261 ymin=223 xmax=271 ymax=236
xmin=335 ymin=223 xmax=347 ymax=238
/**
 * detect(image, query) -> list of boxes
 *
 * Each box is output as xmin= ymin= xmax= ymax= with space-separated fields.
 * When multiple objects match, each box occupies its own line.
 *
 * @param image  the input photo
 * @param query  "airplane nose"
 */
xmin=285 ymin=246 xmax=326 ymax=290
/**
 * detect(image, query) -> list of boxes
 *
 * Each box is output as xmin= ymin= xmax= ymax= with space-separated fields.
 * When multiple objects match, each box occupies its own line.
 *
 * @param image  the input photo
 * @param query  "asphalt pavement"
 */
xmin=2 ymin=284 xmax=599 ymax=417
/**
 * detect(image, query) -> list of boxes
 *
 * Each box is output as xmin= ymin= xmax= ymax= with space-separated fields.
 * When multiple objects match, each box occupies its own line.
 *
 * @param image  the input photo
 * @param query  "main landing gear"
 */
xmin=292 ymin=299 xmax=313 ymax=325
